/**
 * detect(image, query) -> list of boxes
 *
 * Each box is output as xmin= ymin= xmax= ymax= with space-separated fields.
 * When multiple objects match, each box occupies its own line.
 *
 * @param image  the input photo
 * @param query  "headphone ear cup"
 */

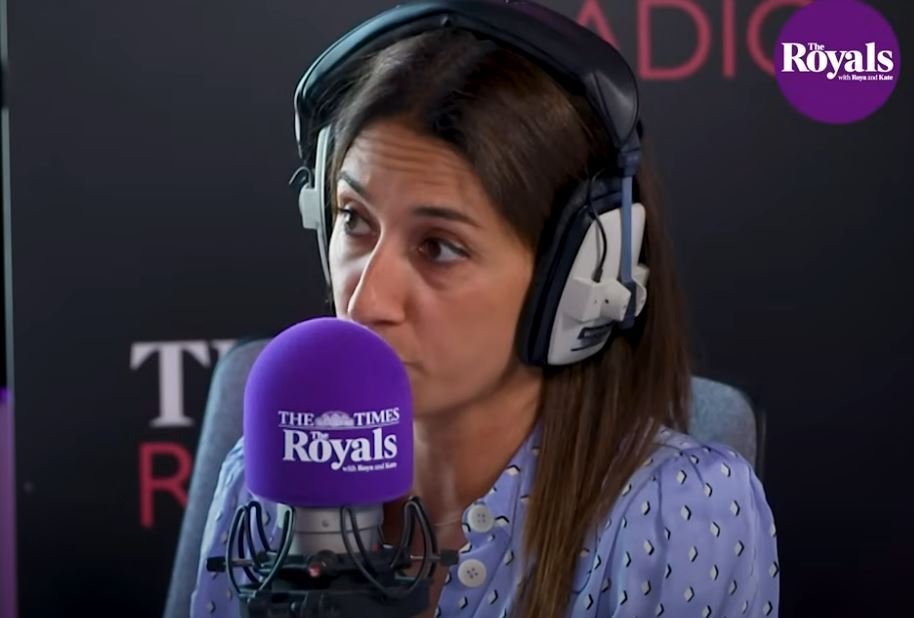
xmin=516 ymin=178 xmax=604 ymax=366
xmin=543 ymin=203 xmax=648 ymax=365
xmin=298 ymin=183 xmax=332 ymax=288
xmin=516 ymin=175 xmax=649 ymax=367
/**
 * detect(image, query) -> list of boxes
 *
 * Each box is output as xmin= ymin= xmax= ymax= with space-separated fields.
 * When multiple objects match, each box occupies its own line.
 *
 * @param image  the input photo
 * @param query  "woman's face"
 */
xmin=329 ymin=118 xmax=536 ymax=418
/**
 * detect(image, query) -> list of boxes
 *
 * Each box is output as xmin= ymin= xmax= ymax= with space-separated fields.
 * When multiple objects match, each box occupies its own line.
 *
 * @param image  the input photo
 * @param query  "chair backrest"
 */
xmin=686 ymin=375 xmax=763 ymax=472
xmin=163 ymin=338 xmax=763 ymax=617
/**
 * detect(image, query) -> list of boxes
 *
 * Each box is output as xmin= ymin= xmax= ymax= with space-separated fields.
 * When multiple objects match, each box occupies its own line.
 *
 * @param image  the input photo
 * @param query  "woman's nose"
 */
xmin=345 ymin=242 xmax=408 ymax=327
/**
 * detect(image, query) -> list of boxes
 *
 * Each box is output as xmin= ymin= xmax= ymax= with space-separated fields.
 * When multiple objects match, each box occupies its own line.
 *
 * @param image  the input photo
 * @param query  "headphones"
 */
xmin=292 ymin=0 xmax=650 ymax=367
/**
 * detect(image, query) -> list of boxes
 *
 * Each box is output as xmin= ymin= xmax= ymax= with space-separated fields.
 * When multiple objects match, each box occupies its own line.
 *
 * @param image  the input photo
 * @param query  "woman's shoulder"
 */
xmin=192 ymin=437 xmax=281 ymax=617
xmin=200 ymin=436 xmax=249 ymax=513
xmin=618 ymin=427 xmax=764 ymax=506
xmin=218 ymin=436 xmax=246 ymax=476
xmin=576 ymin=427 xmax=779 ymax=616
xmin=609 ymin=427 xmax=774 ymax=536
xmin=197 ymin=437 xmax=255 ymax=560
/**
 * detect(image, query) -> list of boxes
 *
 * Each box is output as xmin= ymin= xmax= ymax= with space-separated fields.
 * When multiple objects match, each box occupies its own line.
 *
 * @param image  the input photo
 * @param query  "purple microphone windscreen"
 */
xmin=244 ymin=317 xmax=413 ymax=506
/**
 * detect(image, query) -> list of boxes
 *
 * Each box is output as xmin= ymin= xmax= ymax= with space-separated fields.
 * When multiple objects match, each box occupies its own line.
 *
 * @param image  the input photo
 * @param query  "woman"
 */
xmin=192 ymin=16 xmax=779 ymax=618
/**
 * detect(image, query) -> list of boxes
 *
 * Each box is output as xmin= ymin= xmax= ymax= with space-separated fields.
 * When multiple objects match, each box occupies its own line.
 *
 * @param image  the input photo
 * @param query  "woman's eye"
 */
xmin=336 ymin=206 xmax=466 ymax=265
xmin=419 ymin=238 xmax=468 ymax=264
xmin=338 ymin=207 xmax=371 ymax=235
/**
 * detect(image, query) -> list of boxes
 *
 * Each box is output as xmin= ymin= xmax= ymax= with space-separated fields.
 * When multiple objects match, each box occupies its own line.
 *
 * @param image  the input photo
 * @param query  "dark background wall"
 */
xmin=2 ymin=1 xmax=912 ymax=616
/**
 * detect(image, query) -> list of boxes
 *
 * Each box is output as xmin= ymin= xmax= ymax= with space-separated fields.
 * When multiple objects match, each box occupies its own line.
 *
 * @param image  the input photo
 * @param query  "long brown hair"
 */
xmin=321 ymin=28 xmax=692 ymax=618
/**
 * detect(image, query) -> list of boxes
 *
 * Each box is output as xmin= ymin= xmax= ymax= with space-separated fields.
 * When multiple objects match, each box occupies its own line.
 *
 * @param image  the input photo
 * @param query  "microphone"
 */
xmin=206 ymin=317 xmax=457 ymax=617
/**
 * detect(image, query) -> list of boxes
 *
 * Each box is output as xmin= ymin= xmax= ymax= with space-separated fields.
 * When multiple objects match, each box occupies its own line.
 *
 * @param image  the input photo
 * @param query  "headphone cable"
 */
xmin=586 ymin=172 xmax=610 ymax=282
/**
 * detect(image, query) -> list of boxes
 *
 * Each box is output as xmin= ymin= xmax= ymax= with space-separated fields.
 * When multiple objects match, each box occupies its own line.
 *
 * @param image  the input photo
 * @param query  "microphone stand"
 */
xmin=207 ymin=497 xmax=458 ymax=618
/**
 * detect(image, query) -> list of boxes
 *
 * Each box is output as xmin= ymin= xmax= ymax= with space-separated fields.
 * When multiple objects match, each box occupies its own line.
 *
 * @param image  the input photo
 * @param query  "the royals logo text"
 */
xmin=279 ymin=408 xmax=400 ymax=472
xmin=781 ymin=41 xmax=895 ymax=80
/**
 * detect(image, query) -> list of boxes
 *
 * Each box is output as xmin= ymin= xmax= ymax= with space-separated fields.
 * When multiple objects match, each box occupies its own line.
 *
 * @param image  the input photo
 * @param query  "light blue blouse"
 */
xmin=192 ymin=425 xmax=779 ymax=617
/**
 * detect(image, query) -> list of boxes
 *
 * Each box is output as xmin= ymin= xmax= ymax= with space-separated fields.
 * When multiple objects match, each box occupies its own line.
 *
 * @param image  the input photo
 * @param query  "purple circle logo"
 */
xmin=775 ymin=0 xmax=901 ymax=124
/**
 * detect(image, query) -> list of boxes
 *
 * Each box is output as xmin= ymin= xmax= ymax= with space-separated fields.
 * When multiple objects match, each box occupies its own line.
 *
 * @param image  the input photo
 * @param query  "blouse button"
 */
xmin=457 ymin=558 xmax=488 ymax=588
xmin=467 ymin=504 xmax=494 ymax=533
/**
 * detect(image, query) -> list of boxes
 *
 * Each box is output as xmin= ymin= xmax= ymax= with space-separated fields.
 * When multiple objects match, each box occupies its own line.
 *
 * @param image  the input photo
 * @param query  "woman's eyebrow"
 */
xmin=339 ymin=171 xmax=373 ymax=201
xmin=339 ymin=170 xmax=481 ymax=228
xmin=412 ymin=205 xmax=481 ymax=228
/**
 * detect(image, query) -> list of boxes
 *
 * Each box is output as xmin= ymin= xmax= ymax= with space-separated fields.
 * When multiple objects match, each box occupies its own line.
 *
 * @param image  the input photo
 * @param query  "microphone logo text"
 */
xmin=278 ymin=408 xmax=400 ymax=471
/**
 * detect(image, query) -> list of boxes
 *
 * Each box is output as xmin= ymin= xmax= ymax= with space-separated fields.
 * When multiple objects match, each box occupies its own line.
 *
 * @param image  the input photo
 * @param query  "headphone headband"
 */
xmin=294 ymin=0 xmax=641 ymax=173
